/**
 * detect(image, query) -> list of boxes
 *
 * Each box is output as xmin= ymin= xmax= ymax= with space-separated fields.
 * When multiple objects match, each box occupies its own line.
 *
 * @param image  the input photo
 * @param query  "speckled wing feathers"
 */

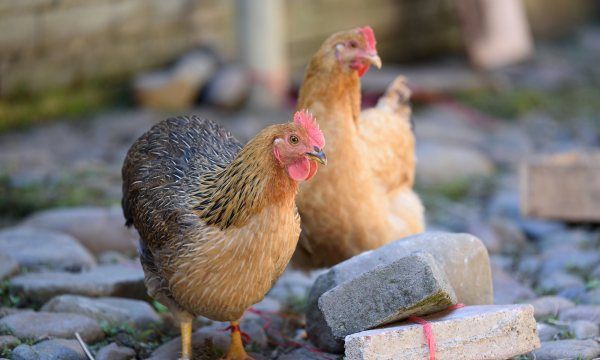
xmin=122 ymin=116 xmax=242 ymax=248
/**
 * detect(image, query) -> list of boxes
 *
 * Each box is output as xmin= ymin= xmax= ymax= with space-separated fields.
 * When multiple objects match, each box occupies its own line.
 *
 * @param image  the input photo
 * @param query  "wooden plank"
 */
xmin=520 ymin=152 xmax=600 ymax=222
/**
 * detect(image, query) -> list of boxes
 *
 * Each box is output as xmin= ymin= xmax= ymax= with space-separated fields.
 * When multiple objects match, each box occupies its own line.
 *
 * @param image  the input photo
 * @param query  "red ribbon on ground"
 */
xmin=222 ymin=323 xmax=251 ymax=344
xmin=408 ymin=303 xmax=465 ymax=360
xmin=247 ymin=307 xmax=337 ymax=359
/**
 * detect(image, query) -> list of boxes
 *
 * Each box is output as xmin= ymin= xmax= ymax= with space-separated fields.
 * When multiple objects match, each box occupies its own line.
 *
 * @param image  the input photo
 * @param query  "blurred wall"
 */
xmin=286 ymin=0 xmax=463 ymax=69
xmin=0 ymin=0 xmax=594 ymax=97
xmin=0 ymin=0 xmax=236 ymax=96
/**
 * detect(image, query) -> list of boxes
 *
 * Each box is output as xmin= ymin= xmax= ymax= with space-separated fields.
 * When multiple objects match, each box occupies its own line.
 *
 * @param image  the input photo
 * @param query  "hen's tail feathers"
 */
xmin=377 ymin=76 xmax=413 ymax=129
xmin=377 ymin=76 xmax=411 ymax=110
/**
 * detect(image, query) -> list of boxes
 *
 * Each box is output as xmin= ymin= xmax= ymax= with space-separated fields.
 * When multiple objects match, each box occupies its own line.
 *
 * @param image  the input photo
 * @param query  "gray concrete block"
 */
xmin=318 ymin=252 xmax=457 ymax=340
xmin=307 ymin=232 xmax=492 ymax=353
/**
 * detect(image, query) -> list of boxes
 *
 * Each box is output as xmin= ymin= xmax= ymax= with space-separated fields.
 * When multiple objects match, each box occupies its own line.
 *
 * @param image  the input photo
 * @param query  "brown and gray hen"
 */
xmin=122 ymin=112 xmax=325 ymax=360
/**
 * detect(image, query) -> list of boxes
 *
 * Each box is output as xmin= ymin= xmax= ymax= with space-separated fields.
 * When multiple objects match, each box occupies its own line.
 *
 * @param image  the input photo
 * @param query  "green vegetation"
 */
xmin=585 ymin=278 xmax=600 ymax=291
xmin=0 ymin=80 xmax=128 ymax=133
xmin=96 ymin=321 xmax=177 ymax=359
xmin=417 ymin=175 xmax=497 ymax=204
xmin=0 ymin=280 xmax=21 ymax=308
xmin=0 ymin=345 xmax=12 ymax=358
xmin=416 ymin=175 xmax=497 ymax=231
xmin=455 ymin=88 xmax=543 ymax=119
xmin=152 ymin=300 xmax=169 ymax=314
xmin=455 ymin=85 xmax=600 ymax=121
xmin=283 ymin=294 xmax=308 ymax=315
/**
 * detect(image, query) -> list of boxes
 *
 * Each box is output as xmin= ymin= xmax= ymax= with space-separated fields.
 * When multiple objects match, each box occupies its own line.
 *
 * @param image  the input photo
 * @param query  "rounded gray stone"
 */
xmin=536 ymin=323 xmax=560 ymax=342
xmin=538 ymin=271 xmax=584 ymax=294
xmin=22 ymin=206 xmax=138 ymax=255
xmin=580 ymin=288 xmax=600 ymax=305
xmin=41 ymin=295 xmax=160 ymax=328
xmin=0 ymin=254 xmax=19 ymax=280
xmin=489 ymin=216 xmax=527 ymax=253
xmin=9 ymin=264 xmax=146 ymax=303
xmin=0 ymin=227 xmax=95 ymax=271
xmin=492 ymin=265 xmax=536 ymax=304
xmin=11 ymin=339 xmax=87 ymax=360
xmin=528 ymin=296 xmax=574 ymax=320
xmin=0 ymin=312 xmax=104 ymax=343
xmin=539 ymin=246 xmax=600 ymax=276
xmin=532 ymin=339 xmax=600 ymax=360
xmin=569 ymin=320 xmax=599 ymax=340
xmin=558 ymin=305 xmax=600 ymax=325
xmin=96 ymin=342 xmax=136 ymax=360
xmin=416 ymin=142 xmax=495 ymax=187
xmin=277 ymin=347 xmax=338 ymax=360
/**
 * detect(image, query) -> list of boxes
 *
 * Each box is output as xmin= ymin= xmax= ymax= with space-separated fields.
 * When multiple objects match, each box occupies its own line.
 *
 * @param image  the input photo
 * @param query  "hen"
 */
xmin=294 ymin=26 xmax=424 ymax=269
xmin=122 ymin=111 xmax=325 ymax=360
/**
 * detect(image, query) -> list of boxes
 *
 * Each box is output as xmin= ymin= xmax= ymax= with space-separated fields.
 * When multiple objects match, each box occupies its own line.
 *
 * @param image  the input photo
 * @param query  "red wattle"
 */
xmin=287 ymin=158 xmax=311 ymax=181
xmin=357 ymin=63 xmax=370 ymax=77
xmin=305 ymin=160 xmax=318 ymax=180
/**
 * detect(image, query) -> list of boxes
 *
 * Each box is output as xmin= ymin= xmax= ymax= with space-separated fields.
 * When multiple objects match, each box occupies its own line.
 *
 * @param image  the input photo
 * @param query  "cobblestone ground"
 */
xmin=1 ymin=28 xmax=600 ymax=359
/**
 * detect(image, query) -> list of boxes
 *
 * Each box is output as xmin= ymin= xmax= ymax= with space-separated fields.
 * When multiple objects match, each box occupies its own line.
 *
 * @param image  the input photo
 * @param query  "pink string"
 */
xmin=408 ymin=303 xmax=465 ymax=360
xmin=221 ymin=323 xmax=251 ymax=344
xmin=247 ymin=307 xmax=337 ymax=359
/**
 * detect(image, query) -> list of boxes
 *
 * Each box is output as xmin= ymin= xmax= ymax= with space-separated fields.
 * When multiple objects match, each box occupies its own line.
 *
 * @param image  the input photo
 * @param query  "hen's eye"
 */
xmin=349 ymin=40 xmax=358 ymax=48
xmin=289 ymin=135 xmax=299 ymax=145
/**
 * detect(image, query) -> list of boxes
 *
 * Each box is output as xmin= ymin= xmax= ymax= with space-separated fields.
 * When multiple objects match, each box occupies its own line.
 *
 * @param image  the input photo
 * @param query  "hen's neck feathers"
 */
xmin=298 ymin=57 xmax=362 ymax=123
xmin=194 ymin=125 xmax=297 ymax=230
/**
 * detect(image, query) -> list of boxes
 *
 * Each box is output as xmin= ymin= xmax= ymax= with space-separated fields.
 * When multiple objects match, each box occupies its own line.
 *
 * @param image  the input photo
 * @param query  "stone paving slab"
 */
xmin=10 ymin=264 xmax=146 ymax=303
xmin=11 ymin=339 xmax=87 ymax=360
xmin=0 ymin=311 xmax=104 ymax=343
xmin=22 ymin=206 xmax=138 ymax=255
xmin=521 ymin=151 xmax=600 ymax=221
xmin=318 ymin=252 xmax=457 ymax=340
xmin=41 ymin=295 xmax=160 ymax=328
xmin=532 ymin=339 xmax=600 ymax=360
xmin=0 ymin=227 xmax=96 ymax=271
xmin=345 ymin=305 xmax=539 ymax=360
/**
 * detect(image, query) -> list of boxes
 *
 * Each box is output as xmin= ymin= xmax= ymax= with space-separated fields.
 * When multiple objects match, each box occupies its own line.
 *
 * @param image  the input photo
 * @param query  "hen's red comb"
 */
xmin=359 ymin=26 xmax=377 ymax=53
xmin=294 ymin=110 xmax=325 ymax=149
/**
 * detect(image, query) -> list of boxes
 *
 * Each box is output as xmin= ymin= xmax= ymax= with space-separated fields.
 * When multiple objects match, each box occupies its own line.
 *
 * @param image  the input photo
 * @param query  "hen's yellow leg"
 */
xmin=222 ymin=320 xmax=253 ymax=360
xmin=180 ymin=319 xmax=192 ymax=360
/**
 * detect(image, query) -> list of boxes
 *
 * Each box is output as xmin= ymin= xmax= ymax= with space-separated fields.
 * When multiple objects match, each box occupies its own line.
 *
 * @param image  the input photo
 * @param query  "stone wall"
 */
xmin=0 ymin=0 xmax=236 ymax=96
xmin=0 ymin=0 xmax=594 ymax=97
xmin=285 ymin=0 xmax=463 ymax=69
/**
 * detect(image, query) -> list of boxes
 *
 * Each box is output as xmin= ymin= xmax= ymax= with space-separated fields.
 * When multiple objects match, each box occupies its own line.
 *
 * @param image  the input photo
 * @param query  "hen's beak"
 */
xmin=306 ymin=148 xmax=327 ymax=165
xmin=364 ymin=53 xmax=382 ymax=69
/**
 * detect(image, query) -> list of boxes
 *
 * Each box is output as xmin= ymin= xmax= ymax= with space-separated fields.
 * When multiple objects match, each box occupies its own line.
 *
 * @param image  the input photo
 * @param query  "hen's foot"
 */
xmin=220 ymin=320 xmax=254 ymax=360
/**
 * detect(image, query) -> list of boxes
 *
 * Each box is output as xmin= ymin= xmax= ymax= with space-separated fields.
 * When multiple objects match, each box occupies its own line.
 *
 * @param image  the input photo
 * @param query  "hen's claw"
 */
xmin=220 ymin=320 xmax=254 ymax=360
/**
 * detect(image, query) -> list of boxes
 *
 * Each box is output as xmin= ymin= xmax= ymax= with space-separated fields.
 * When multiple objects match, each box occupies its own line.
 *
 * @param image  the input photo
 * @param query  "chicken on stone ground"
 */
xmin=121 ymin=111 xmax=326 ymax=360
xmin=294 ymin=26 xmax=425 ymax=269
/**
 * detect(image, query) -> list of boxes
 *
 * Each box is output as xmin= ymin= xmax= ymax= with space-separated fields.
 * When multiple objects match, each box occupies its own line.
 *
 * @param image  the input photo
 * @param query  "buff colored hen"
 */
xmin=294 ymin=26 xmax=424 ymax=269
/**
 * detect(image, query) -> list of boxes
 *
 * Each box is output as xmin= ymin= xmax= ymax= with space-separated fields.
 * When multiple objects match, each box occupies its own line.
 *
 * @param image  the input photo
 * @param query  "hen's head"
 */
xmin=273 ymin=110 xmax=326 ymax=182
xmin=315 ymin=26 xmax=381 ymax=77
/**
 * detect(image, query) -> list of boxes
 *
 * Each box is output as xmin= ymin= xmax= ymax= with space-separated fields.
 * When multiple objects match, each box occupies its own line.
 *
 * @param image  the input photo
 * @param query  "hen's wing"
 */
xmin=122 ymin=115 xmax=242 ymax=250
xmin=358 ymin=76 xmax=415 ymax=192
